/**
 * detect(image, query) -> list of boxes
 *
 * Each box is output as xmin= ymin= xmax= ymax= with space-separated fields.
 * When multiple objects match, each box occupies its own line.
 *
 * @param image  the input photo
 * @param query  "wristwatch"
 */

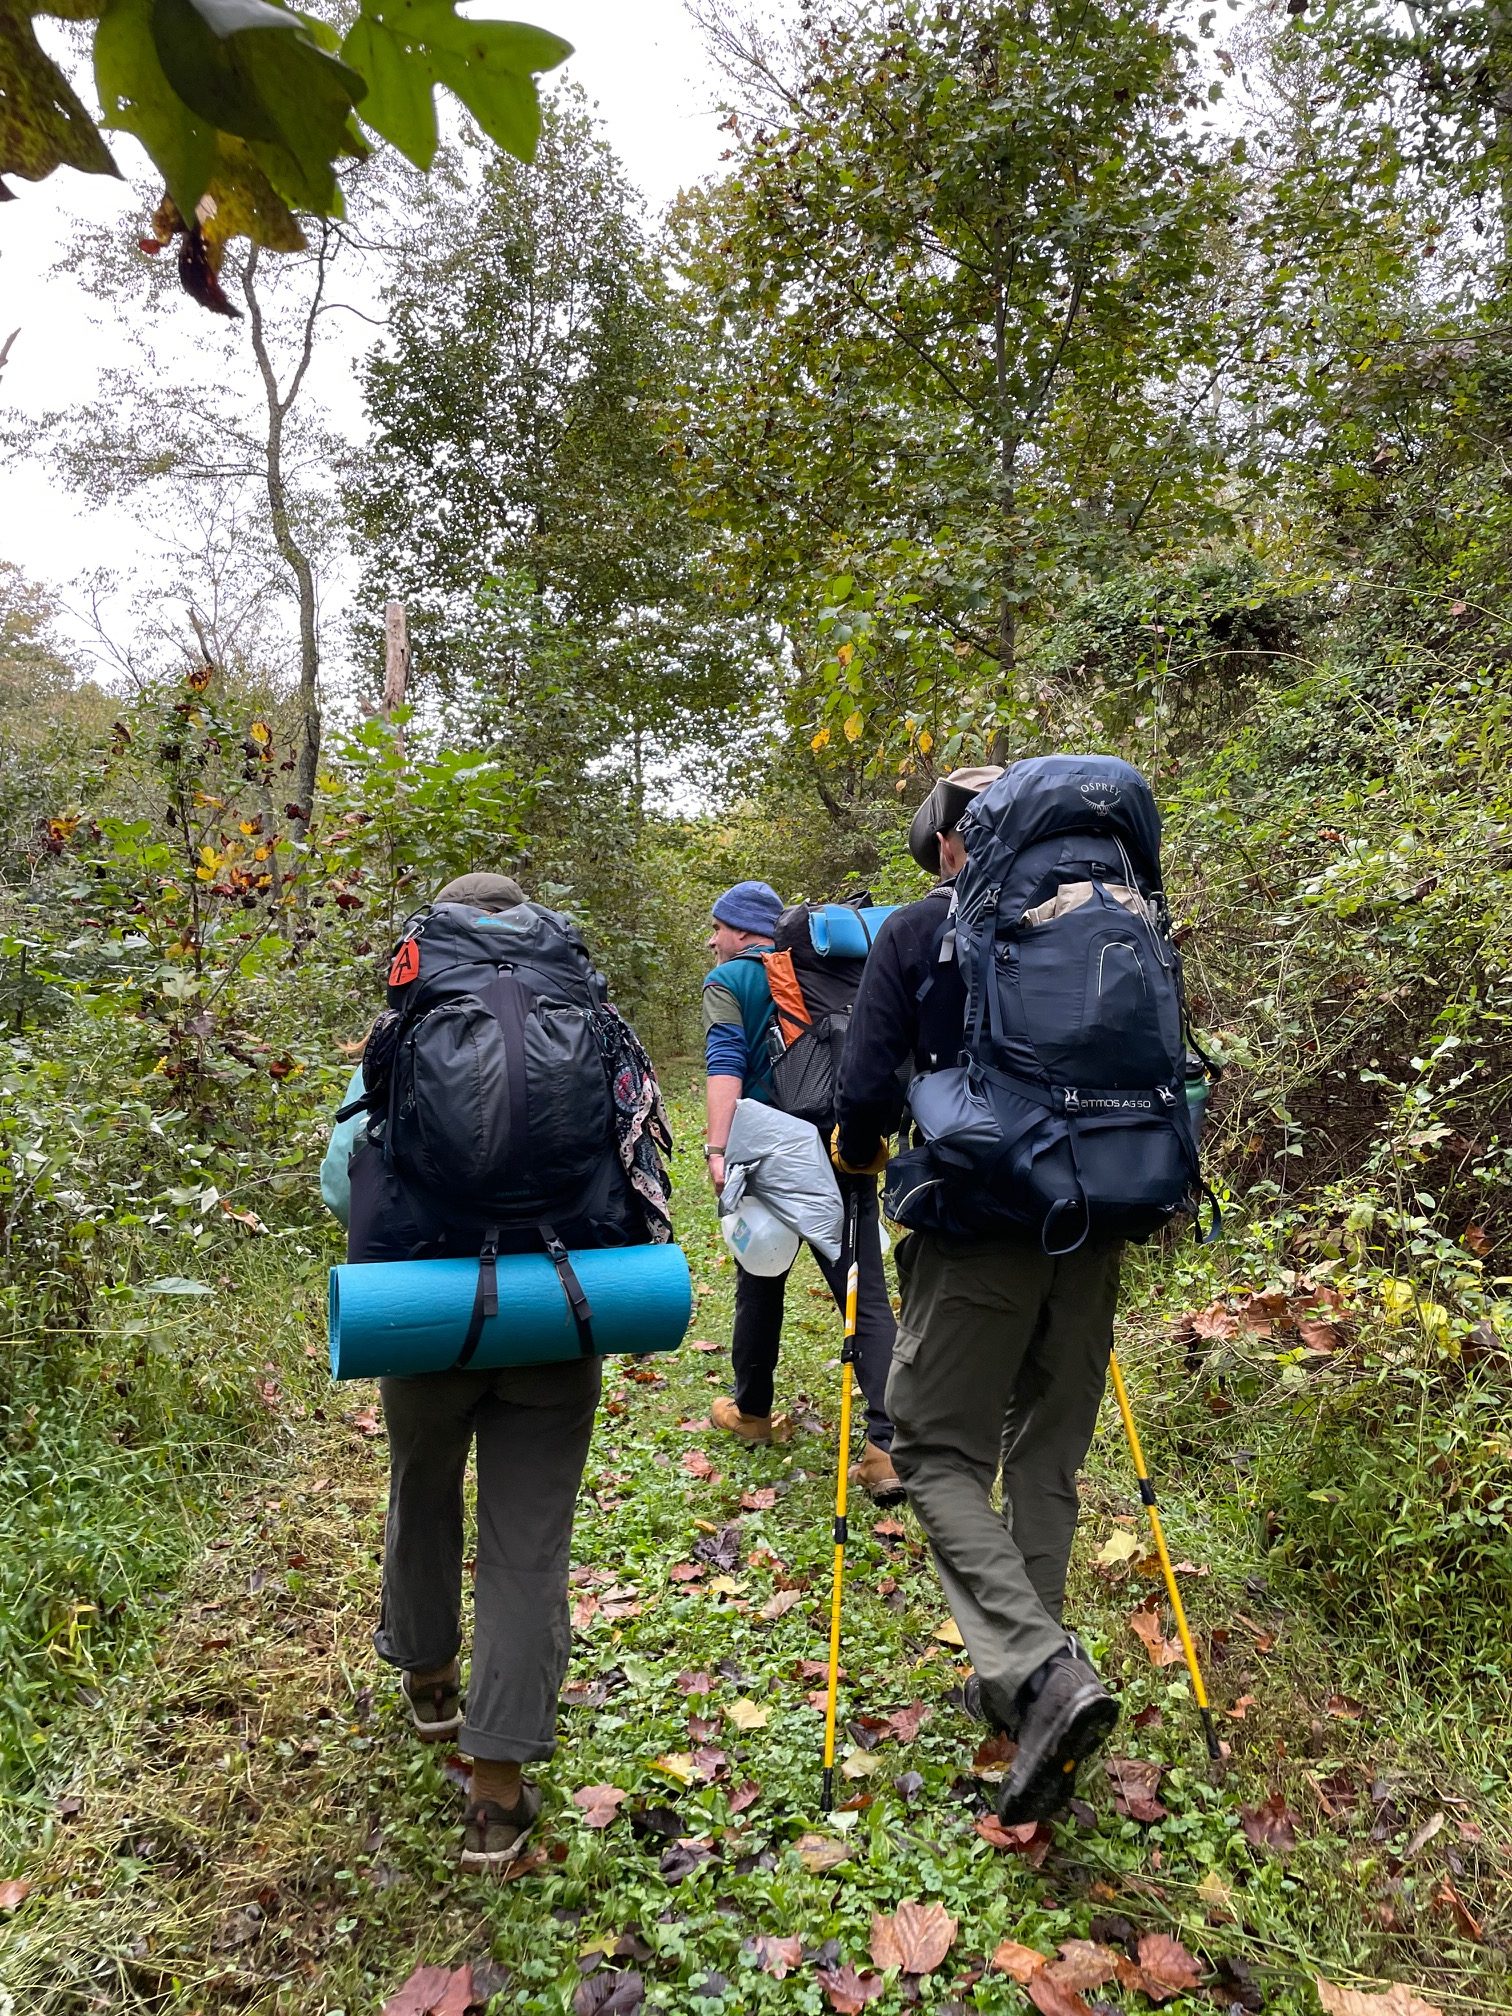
xmin=702 ymin=1143 xmax=726 ymax=1161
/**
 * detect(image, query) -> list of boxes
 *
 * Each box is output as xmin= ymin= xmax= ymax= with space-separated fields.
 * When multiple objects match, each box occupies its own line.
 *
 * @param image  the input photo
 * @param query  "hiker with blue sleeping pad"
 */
xmin=835 ymin=760 xmax=1217 ymax=1825
xmin=701 ymin=878 xmax=903 ymax=1505
xmin=322 ymin=871 xmax=673 ymax=1873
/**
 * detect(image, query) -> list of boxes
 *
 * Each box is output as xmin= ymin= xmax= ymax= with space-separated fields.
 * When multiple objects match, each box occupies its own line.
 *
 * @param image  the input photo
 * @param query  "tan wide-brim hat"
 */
xmin=907 ymin=765 xmax=1005 ymax=873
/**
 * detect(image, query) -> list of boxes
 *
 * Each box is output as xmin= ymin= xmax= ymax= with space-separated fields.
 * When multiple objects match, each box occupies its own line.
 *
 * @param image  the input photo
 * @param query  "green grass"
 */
xmin=1 ymin=1074 xmax=1507 ymax=2013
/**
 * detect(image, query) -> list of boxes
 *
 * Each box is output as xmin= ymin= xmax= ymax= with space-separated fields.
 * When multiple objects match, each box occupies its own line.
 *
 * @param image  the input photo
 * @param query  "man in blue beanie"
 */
xmin=701 ymin=881 xmax=902 ymax=1503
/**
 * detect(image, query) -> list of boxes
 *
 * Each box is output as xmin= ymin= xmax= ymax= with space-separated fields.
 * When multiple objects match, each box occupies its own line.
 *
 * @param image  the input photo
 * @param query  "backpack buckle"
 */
xmin=1157 ymin=1084 xmax=1176 ymax=1107
xmin=1063 ymin=1088 xmax=1081 ymax=1114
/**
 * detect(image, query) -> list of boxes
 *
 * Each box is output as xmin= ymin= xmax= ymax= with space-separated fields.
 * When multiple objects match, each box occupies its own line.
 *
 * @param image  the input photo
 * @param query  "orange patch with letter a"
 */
xmin=388 ymin=938 xmax=420 ymax=987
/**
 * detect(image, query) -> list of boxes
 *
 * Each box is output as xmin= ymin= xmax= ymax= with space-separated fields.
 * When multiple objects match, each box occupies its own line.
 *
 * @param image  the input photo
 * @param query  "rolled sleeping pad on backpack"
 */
xmin=328 ymin=1244 xmax=693 ymax=1380
xmin=805 ymin=904 xmax=897 ymax=959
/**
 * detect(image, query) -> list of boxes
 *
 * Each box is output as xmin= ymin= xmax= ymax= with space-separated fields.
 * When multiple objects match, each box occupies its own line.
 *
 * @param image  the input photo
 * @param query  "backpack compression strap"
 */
xmin=541 ymin=1224 xmax=595 ymax=1356
xmin=455 ymin=1226 xmax=501 ymax=1369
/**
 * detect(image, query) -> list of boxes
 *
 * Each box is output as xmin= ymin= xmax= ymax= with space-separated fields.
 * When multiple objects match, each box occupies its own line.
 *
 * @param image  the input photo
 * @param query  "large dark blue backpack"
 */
xmin=340 ymin=901 xmax=642 ymax=1311
xmin=883 ymin=755 xmax=1217 ymax=1250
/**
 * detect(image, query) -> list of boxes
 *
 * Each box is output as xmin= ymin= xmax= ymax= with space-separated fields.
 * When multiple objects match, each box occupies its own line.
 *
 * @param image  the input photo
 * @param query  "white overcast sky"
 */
xmin=0 ymin=3 xmax=733 ymax=658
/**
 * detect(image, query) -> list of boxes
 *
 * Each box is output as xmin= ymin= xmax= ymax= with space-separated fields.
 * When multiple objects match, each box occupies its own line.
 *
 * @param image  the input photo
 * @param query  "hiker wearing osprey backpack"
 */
xmin=835 ymin=760 xmax=1216 ymax=1826
xmin=323 ymin=871 xmax=672 ymax=1872
xmin=701 ymin=879 xmax=902 ymax=1505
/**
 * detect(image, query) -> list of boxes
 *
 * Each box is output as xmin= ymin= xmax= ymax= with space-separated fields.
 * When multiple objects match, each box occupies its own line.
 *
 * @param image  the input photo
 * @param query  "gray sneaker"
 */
xmin=996 ymin=1650 xmax=1119 ymax=1825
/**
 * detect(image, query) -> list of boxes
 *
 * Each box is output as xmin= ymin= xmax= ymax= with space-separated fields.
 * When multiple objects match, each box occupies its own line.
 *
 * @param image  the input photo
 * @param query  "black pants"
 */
xmin=731 ymin=1177 xmax=896 ymax=1450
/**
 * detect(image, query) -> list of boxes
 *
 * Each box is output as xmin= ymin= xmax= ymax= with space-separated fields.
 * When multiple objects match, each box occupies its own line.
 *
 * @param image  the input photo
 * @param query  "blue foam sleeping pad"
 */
xmin=806 ymin=904 xmax=897 ymax=958
xmin=328 ymin=1244 xmax=693 ymax=1380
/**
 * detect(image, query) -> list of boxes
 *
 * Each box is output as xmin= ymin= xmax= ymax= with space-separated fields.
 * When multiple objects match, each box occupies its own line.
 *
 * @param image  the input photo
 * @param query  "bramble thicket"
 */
xmin=1 ymin=2 xmax=1509 ymax=2011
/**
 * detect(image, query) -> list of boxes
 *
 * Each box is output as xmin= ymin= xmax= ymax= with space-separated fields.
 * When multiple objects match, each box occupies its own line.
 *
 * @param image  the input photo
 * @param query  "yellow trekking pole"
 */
xmin=1107 ymin=1348 xmax=1221 ymax=1763
xmin=820 ymin=1181 xmax=861 ymax=1812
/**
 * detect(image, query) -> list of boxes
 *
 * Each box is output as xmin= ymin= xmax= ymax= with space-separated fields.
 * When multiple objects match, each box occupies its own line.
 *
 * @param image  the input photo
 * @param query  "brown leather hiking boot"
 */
xmin=710 ymin=1396 xmax=772 ymax=1443
xmin=849 ymin=1440 xmax=906 ymax=1506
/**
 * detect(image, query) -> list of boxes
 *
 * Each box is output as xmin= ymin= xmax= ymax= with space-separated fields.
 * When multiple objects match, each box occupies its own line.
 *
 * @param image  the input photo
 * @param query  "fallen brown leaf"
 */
xmin=682 ymin=1450 xmax=717 ymax=1480
xmin=1104 ymin=1755 xmax=1167 ymax=1823
xmin=1027 ymin=1975 xmax=1092 ymax=2016
xmin=974 ymin=1815 xmax=1050 ymax=1864
xmin=1325 ymin=1692 xmax=1364 ymax=1718
xmin=572 ymin=1784 xmax=627 ymax=1829
xmin=740 ymin=1488 xmax=777 ymax=1511
xmin=991 ymin=1938 xmax=1049 ymax=1981
xmin=869 ymin=1898 xmax=957 ymax=1975
xmin=1128 ymin=1608 xmax=1185 ymax=1667
xmin=883 ymin=1701 xmax=931 ymax=1744
xmin=1433 ymin=1873 xmax=1483 ymax=1942
xmin=1135 ymin=1931 xmax=1204 ymax=2003
xmin=759 ymin=1588 xmax=805 ymax=1621
xmin=688 ymin=1337 xmax=722 ymax=1352
xmin=817 ymin=1963 xmax=885 ymax=2013
xmin=381 ymin=1964 xmax=473 ymax=2016
xmin=0 ymin=1878 xmax=31 ymax=1912
xmin=1046 ymin=1940 xmax=1119 ymax=1991
xmin=1241 ymin=1789 xmax=1299 ymax=1852
xmin=749 ymin=1933 xmax=803 ymax=1979
xmin=793 ymin=1831 xmax=850 ymax=1873
xmin=1315 ymin=1979 xmax=1444 ymax=2016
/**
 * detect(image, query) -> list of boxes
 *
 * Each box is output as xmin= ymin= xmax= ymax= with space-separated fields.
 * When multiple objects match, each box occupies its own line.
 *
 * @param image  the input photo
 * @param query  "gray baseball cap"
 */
xmin=435 ymin=871 xmax=526 ymax=912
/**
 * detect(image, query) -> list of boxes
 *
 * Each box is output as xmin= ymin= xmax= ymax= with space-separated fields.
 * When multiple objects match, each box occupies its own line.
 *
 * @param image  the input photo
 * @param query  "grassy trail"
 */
xmin=1 ymin=1083 xmax=1506 ymax=2014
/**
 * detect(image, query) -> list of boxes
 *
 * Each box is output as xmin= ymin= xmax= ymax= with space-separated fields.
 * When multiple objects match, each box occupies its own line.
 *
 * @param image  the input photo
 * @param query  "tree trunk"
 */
xmin=242 ymin=243 xmax=323 ymax=833
xmin=383 ymin=598 xmax=410 ymax=760
xmin=990 ymin=222 xmax=1018 ymax=768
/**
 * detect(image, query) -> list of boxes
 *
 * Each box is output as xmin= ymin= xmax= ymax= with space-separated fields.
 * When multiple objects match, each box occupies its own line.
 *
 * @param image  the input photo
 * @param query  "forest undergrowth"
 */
xmin=0 ymin=1077 xmax=1505 ymax=2016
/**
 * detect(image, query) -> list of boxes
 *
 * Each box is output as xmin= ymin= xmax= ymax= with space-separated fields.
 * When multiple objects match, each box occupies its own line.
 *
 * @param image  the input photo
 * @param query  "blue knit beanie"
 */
xmin=711 ymin=880 xmax=783 ymax=937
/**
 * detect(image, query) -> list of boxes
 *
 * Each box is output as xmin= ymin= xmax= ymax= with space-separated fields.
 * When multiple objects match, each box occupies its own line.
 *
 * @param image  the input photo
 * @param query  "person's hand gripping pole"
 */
xmin=1108 ymin=1347 xmax=1221 ymax=1762
xmin=820 ymin=1180 xmax=862 ymax=1812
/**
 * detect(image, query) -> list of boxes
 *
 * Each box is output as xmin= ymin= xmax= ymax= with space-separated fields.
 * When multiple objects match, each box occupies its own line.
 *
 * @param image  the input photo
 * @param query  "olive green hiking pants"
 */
xmin=886 ymin=1231 xmax=1123 ymax=1725
xmin=374 ymin=1356 xmax=601 ymax=1762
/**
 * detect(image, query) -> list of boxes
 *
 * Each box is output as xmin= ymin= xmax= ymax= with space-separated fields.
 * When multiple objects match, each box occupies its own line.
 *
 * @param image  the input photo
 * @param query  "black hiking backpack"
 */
xmin=882 ymin=755 xmax=1218 ymax=1251
xmin=762 ymin=896 xmax=894 ymax=1133
xmin=340 ymin=900 xmax=642 ymax=1346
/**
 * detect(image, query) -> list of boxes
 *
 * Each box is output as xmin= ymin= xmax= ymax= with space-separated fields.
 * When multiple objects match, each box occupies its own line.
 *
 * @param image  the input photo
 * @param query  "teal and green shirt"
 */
xmin=702 ymin=946 xmax=777 ymax=1102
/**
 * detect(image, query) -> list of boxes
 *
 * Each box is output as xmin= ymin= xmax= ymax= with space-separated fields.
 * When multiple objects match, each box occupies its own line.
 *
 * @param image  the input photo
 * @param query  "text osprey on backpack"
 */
xmin=883 ymin=756 xmax=1219 ymax=1251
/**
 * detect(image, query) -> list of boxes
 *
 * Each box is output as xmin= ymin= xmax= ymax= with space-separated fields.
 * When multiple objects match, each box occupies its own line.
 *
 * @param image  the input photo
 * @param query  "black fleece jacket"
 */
xmin=835 ymin=880 xmax=968 ymax=1166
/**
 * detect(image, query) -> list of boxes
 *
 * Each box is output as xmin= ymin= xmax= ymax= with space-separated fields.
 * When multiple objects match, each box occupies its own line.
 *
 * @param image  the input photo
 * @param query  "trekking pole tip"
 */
xmin=820 ymin=1766 xmax=835 ymax=1813
xmin=1200 ymin=1705 xmax=1222 ymax=1763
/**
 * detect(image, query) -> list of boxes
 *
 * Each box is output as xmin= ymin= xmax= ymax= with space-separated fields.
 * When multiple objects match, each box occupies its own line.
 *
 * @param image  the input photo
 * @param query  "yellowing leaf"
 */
xmin=843 ymin=710 xmax=864 ymax=742
xmin=811 ymin=726 xmax=831 ymax=751
xmin=932 ymin=1617 xmax=965 ymax=1648
xmin=840 ymin=1748 xmax=881 ymax=1779
xmin=1094 ymin=1528 xmax=1142 ymax=1570
xmin=653 ymin=1752 xmax=695 ymax=1785
xmin=794 ymin=1831 xmax=850 ymax=1873
xmin=836 ymin=641 xmax=854 ymax=664
xmin=726 ymin=1698 xmax=768 ymax=1731
xmin=917 ymin=728 xmax=934 ymax=756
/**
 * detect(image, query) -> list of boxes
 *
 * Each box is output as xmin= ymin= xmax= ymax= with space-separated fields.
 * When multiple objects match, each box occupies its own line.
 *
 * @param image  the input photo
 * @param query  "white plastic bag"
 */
xmin=721 ymin=1098 xmax=844 ymax=1263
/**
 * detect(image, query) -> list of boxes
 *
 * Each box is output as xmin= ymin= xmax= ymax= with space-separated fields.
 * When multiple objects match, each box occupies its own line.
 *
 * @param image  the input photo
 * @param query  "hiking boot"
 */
xmin=459 ymin=1778 xmax=541 ymax=1874
xmin=710 ymin=1397 xmax=773 ymax=1444
xmin=962 ymin=1672 xmax=1014 ymax=1734
xmin=849 ymin=1440 xmax=907 ymax=1507
xmin=401 ymin=1663 xmax=463 ymax=1742
xmin=996 ymin=1648 xmax=1119 ymax=1827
